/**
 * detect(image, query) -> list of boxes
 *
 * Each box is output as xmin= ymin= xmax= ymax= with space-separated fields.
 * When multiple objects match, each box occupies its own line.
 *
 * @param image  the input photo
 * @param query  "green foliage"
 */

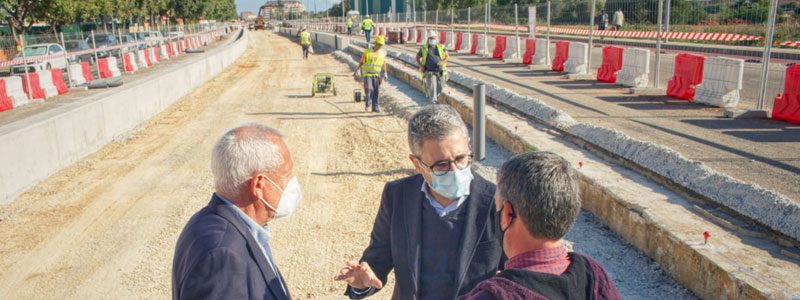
xmin=720 ymin=0 xmax=769 ymax=24
xmin=670 ymin=0 xmax=708 ymax=25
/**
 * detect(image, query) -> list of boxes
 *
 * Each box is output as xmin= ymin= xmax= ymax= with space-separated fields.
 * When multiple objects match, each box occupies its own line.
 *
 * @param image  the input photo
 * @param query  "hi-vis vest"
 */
xmin=421 ymin=43 xmax=447 ymax=75
xmin=300 ymin=31 xmax=311 ymax=45
xmin=362 ymin=48 xmax=386 ymax=77
xmin=362 ymin=18 xmax=374 ymax=30
xmin=346 ymin=20 xmax=353 ymax=27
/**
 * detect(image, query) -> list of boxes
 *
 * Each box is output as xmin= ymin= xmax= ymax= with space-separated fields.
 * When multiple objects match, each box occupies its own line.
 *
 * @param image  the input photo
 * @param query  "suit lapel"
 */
xmin=403 ymin=176 xmax=424 ymax=296
xmin=210 ymin=195 xmax=289 ymax=300
xmin=453 ymin=174 xmax=493 ymax=296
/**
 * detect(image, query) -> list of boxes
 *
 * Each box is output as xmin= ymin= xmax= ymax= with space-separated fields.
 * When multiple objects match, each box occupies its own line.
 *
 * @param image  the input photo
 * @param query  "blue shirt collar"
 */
xmin=420 ymin=181 xmax=469 ymax=217
xmin=215 ymin=193 xmax=272 ymax=243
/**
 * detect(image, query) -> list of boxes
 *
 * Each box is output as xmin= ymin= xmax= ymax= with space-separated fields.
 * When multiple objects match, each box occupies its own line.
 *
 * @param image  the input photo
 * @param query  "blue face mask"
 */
xmin=428 ymin=39 xmax=437 ymax=46
xmin=430 ymin=167 xmax=473 ymax=199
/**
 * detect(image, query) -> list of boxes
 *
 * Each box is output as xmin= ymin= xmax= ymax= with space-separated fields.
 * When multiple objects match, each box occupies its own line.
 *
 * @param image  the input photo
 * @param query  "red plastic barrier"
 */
xmin=666 ymin=53 xmax=705 ymax=101
xmin=167 ymin=43 xmax=174 ymax=57
xmin=417 ymin=30 xmax=422 ymax=43
xmin=551 ymin=41 xmax=570 ymax=72
xmin=51 ymin=69 xmax=68 ymax=95
xmin=522 ymin=38 xmax=536 ymax=65
xmin=81 ymin=61 xmax=94 ymax=82
xmin=440 ymin=31 xmax=447 ymax=45
xmin=470 ymin=33 xmax=479 ymax=54
xmin=98 ymin=58 xmax=113 ymax=79
xmin=144 ymin=49 xmax=152 ymax=66
xmin=179 ymin=40 xmax=185 ymax=52
xmin=492 ymin=36 xmax=507 ymax=59
xmin=771 ymin=64 xmax=800 ymax=124
xmin=21 ymin=73 xmax=45 ymax=100
xmin=124 ymin=53 xmax=135 ymax=72
xmin=0 ymin=79 xmax=12 ymax=112
xmin=596 ymin=46 xmax=624 ymax=83
xmin=153 ymin=48 xmax=160 ymax=62
xmin=455 ymin=32 xmax=463 ymax=50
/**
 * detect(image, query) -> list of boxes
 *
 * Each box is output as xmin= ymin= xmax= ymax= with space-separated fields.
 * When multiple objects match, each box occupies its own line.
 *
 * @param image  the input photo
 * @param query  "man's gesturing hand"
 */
xmin=334 ymin=261 xmax=383 ymax=290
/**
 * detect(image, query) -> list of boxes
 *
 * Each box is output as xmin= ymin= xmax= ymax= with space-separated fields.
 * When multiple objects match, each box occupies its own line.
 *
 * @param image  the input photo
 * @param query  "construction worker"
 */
xmin=416 ymin=31 xmax=448 ymax=103
xmin=346 ymin=18 xmax=354 ymax=35
xmin=299 ymin=27 xmax=311 ymax=59
xmin=355 ymin=35 xmax=388 ymax=113
xmin=361 ymin=15 xmax=374 ymax=43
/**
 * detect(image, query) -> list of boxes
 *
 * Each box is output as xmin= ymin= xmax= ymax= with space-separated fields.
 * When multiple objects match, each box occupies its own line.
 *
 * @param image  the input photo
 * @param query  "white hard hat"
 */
xmin=365 ymin=15 xmax=370 ymax=18
xmin=428 ymin=31 xmax=437 ymax=38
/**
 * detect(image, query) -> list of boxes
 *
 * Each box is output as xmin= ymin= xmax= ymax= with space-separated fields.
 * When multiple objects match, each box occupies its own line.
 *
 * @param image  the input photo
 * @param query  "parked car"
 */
xmin=63 ymin=40 xmax=94 ymax=63
xmin=167 ymin=31 xmax=184 ymax=39
xmin=86 ymin=33 xmax=119 ymax=58
xmin=11 ymin=43 xmax=67 ymax=74
xmin=119 ymin=34 xmax=145 ymax=50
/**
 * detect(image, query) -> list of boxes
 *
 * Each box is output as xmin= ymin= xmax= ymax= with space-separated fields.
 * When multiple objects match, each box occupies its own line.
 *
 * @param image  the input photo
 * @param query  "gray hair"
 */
xmin=498 ymin=151 xmax=581 ymax=240
xmin=407 ymin=104 xmax=469 ymax=156
xmin=212 ymin=123 xmax=284 ymax=197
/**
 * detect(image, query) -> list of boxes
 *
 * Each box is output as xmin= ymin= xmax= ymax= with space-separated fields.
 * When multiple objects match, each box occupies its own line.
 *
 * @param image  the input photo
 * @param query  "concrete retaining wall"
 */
xmin=0 ymin=30 xmax=249 ymax=203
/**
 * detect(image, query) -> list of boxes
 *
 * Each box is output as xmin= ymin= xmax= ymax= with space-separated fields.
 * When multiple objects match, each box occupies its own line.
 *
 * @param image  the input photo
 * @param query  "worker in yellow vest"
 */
xmin=299 ymin=27 xmax=312 ymax=59
xmin=346 ymin=18 xmax=354 ymax=35
xmin=361 ymin=15 xmax=374 ymax=43
xmin=416 ymin=31 xmax=448 ymax=103
xmin=355 ymin=35 xmax=388 ymax=112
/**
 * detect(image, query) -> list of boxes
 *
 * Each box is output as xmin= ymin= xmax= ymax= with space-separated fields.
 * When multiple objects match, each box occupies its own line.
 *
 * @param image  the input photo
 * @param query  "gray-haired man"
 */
xmin=335 ymin=104 xmax=504 ymax=299
xmin=172 ymin=124 xmax=300 ymax=300
xmin=461 ymin=152 xmax=620 ymax=300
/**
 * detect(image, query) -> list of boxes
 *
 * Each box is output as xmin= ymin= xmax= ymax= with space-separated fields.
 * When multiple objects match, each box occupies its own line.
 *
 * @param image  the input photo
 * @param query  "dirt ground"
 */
xmin=0 ymin=31 xmax=403 ymax=299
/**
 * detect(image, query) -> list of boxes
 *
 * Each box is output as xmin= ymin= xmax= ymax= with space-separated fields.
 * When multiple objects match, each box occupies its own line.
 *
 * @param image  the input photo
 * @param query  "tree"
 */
xmin=0 ymin=0 xmax=50 ymax=36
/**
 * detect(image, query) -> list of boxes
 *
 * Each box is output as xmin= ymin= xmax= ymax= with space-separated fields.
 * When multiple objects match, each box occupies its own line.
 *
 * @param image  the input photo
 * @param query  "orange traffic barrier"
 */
xmin=124 ymin=53 xmax=136 ymax=72
xmin=666 ymin=53 xmax=705 ymax=101
xmin=492 ymin=36 xmax=507 ymax=59
xmin=455 ymin=32 xmax=463 ymax=50
xmin=0 ymin=79 xmax=12 ymax=112
xmin=50 ymin=69 xmax=68 ymax=95
xmin=440 ymin=31 xmax=447 ymax=45
xmin=551 ymin=41 xmax=570 ymax=72
xmin=771 ymin=64 xmax=800 ymax=124
xmin=21 ymin=73 xmax=45 ymax=100
xmin=597 ymin=46 xmax=624 ymax=83
xmin=522 ymin=38 xmax=536 ymax=65
xmin=471 ymin=33 xmax=479 ymax=54
xmin=98 ymin=58 xmax=113 ymax=79
xmin=417 ymin=30 xmax=422 ymax=43
xmin=144 ymin=49 xmax=152 ymax=66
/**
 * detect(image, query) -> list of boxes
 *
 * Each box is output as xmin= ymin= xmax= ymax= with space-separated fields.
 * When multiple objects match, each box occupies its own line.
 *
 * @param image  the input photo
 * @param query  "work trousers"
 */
xmin=363 ymin=76 xmax=380 ymax=112
xmin=424 ymin=71 xmax=444 ymax=103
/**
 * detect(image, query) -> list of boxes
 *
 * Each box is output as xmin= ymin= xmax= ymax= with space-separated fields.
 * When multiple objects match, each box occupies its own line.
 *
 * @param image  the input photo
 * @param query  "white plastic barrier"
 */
xmin=4 ymin=76 xmax=28 ymax=107
xmin=125 ymin=52 xmax=139 ymax=72
xmin=410 ymin=28 xmax=418 ymax=44
xmin=403 ymin=28 xmax=411 ymax=43
xmin=68 ymin=63 xmax=87 ymax=85
xmin=617 ymin=48 xmax=651 ymax=88
xmin=564 ymin=42 xmax=589 ymax=75
xmin=108 ymin=56 xmax=122 ymax=78
xmin=477 ymin=34 xmax=489 ymax=56
xmin=136 ymin=50 xmax=149 ymax=68
xmin=446 ymin=31 xmax=456 ymax=50
xmin=172 ymin=42 xmax=180 ymax=57
xmin=148 ymin=47 xmax=158 ymax=63
xmin=694 ymin=57 xmax=744 ymax=108
xmin=532 ymin=39 xmax=550 ymax=65
xmin=420 ymin=30 xmax=428 ymax=44
xmin=159 ymin=44 xmax=169 ymax=60
xmin=459 ymin=32 xmax=472 ymax=52
xmin=503 ymin=36 xmax=520 ymax=61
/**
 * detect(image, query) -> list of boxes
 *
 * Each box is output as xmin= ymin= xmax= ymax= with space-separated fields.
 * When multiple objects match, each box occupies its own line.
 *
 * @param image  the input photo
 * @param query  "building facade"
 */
xmin=259 ymin=0 xmax=306 ymax=20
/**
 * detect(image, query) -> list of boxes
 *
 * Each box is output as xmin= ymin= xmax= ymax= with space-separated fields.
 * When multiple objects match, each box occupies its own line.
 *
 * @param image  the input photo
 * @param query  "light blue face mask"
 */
xmin=428 ymin=39 xmax=437 ymax=46
xmin=430 ymin=167 xmax=473 ymax=199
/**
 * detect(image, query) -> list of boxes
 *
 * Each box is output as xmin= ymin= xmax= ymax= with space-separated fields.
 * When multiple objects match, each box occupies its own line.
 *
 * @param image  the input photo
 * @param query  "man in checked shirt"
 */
xmin=461 ymin=152 xmax=621 ymax=300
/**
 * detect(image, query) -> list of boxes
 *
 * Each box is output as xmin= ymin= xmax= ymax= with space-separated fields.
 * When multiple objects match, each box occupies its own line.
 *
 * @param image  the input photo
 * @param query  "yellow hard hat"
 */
xmin=375 ymin=35 xmax=385 ymax=45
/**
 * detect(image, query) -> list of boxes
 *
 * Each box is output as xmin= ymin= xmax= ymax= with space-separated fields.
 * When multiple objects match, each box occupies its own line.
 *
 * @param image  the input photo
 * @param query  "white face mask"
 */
xmin=430 ymin=167 xmax=473 ymax=199
xmin=260 ymin=176 xmax=302 ymax=219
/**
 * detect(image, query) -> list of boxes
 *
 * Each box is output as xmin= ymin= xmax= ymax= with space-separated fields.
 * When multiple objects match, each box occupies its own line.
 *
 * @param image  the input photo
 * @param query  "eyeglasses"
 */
xmin=416 ymin=154 xmax=473 ymax=176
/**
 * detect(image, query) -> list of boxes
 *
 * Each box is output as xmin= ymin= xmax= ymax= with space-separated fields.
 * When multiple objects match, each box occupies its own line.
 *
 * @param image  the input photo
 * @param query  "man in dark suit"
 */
xmin=335 ymin=105 xmax=504 ymax=299
xmin=172 ymin=124 xmax=302 ymax=300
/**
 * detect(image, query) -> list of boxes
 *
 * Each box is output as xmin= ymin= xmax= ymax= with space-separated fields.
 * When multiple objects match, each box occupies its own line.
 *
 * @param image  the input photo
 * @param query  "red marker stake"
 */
xmin=703 ymin=231 xmax=710 ymax=245
xmin=578 ymin=161 xmax=584 ymax=169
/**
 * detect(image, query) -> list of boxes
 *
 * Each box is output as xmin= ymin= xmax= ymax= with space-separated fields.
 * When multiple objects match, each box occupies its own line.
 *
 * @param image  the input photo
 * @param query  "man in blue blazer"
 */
xmin=173 ymin=124 xmax=302 ymax=300
xmin=336 ymin=105 xmax=504 ymax=299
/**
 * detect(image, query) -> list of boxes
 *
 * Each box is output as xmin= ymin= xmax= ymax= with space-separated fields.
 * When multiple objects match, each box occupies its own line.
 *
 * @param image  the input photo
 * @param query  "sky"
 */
xmin=236 ymin=0 xmax=340 ymax=14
